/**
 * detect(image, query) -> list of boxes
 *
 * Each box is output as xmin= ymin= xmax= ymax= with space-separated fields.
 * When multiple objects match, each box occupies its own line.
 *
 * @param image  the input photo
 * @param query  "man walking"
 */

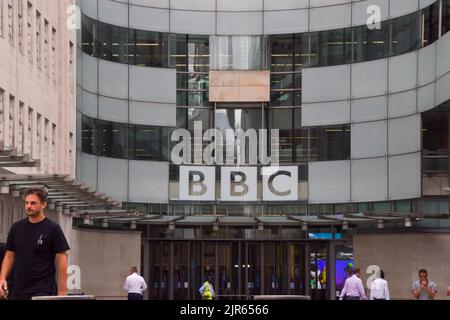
xmin=339 ymin=267 xmax=367 ymax=300
xmin=199 ymin=275 xmax=215 ymax=300
xmin=0 ymin=188 xmax=70 ymax=300
xmin=370 ymin=270 xmax=390 ymax=300
xmin=124 ymin=266 xmax=147 ymax=300
xmin=412 ymin=269 xmax=437 ymax=300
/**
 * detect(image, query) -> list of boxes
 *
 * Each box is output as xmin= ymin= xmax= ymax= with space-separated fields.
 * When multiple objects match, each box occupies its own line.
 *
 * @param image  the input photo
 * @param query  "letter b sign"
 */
xmin=179 ymin=166 xmax=215 ymax=201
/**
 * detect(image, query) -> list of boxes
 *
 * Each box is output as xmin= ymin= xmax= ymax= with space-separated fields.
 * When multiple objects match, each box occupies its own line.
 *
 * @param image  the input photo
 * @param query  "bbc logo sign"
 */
xmin=179 ymin=166 xmax=298 ymax=201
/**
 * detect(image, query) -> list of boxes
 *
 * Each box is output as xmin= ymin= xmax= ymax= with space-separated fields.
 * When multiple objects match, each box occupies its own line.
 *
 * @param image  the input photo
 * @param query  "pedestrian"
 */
xmin=199 ymin=275 xmax=215 ymax=300
xmin=0 ymin=188 xmax=70 ymax=300
xmin=370 ymin=269 xmax=390 ymax=300
xmin=412 ymin=269 xmax=437 ymax=300
xmin=339 ymin=267 xmax=367 ymax=300
xmin=123 ymin=266 xmax=147 ymax=300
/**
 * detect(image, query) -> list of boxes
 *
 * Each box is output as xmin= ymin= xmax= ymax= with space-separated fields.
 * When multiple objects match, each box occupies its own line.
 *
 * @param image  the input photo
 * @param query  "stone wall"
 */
xmin=354 ymin=233 xmax=450 ymax=300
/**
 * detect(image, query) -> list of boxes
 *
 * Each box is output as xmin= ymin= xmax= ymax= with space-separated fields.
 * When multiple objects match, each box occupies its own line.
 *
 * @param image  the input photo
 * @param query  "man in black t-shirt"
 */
xmin=0 ymin=188 xmax=70 ymax=300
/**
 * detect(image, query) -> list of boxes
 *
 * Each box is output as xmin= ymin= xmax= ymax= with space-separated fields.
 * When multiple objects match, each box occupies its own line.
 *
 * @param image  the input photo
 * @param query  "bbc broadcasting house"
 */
xmin=1 ymin=0 xmax=450 ymax=300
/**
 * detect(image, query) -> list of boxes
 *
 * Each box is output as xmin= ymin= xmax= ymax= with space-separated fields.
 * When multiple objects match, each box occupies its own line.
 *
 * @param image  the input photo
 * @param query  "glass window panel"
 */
xmin=96 ymin=22 xmax=112 ymax=60
xmin=98 ymin=119 xmax=128 ymax=158
xmin=422 ymin=200 xmax=438 ymax=213
xmin=312 ymin=126 xmax=350 ymax=161
xmin=308 ymin=32 xmax=319 ymax=67
xmin=130 ymin=29 xmax=167 ymax=67
xmin=294 ymin=128 xmax=309 ymax=162
xmin=126 ymin=202 xmax=149 ymax=214
xmin=270 ymin=91 xmax=293 ymax=107
xmin=353 ymin=22 xmax=389 ymax=63
xmin=215 ymin=109 xmax=262 ymax=131
xmin=334 ymin=204 xmax=352 ymax=214
xmin=171 ymin=34 xmax=188 ymax=71
xmin=439 ymin=200 xmax=449 ymax=214
xmin=187 ymin=35 xmax=209 ymax=73
xmin=81 ymin=14 xmax=95 ymax=56
xmin=188 ymin=91 xmax=211 ymax=107
xmin=267 ymin=109 xmax=293 ymax=130
xmin=187 ymin=108 xmax=213 ymax=130
xmin=357 ymin=203 xmax=369 ymax=212
xmin=177 ymin=91 xmax=188 ymax=106
xmin=81 ymin=115 xmax=97 ymax=155
xmin=176 ymin=108 xmax=188 ymax=129
xmin=97 ymin=22 xmax=128 ymax=63
xmin=110 ymin=25 xmax=128 ymax=64
xmin=293 ymin=73 xmax=302 ymax=89
xmin=294 ymin=34 xmax=309 ymax=71
xmin=211 ymin=36 xmax=263 ymax=70
xmin=271 ymin=34 xmax=294 ymax=72
xmin=293 ymin=90 xmax=302 ymax=106
xmin=395 ymin=200 xmax=411 ymax=213
xmin=267 ymin=109 xmax=293 ymax=163
xmin=318 ymin=28 xmax=352 ymax=66
xmin=422 ymin=106 xmax=448 ymax=152
xmin=422 ymin=103 xmax=448 ymax=172
xmin=422 ymin=1 xmax=440 ymax=47
xmin=271 ymin=74 xmax=293 ymax=90
xmin=372 ymin=201 xmax=391 ymax=212
xmin=391 ymin=13 xmax=420 ymax=56
xmin=444 ymin=0 xmax=450 ymax=34
xmin=129 ymin=125 xmax=165 ymax=160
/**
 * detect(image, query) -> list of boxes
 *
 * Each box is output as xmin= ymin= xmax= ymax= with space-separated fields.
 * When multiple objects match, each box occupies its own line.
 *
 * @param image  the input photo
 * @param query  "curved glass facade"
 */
xmin=77 ymin=0 xmax=450 ymax=206
xmin=81 ymin=1 xmax=447 ymax=70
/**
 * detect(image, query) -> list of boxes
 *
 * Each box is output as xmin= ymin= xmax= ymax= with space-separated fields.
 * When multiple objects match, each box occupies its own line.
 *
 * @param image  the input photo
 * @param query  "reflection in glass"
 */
xmin=215 ymin=109 xmax=262 ymax=132
xmin=177 ymin=73 xmax=209 ymax=90
xmin=422 ymin=101 xmax=449 ymax=172
xmin=422 ymin=1 xmax=440 ymax=46
xmin=129 ymin=125 xmax=168 ymax=161
xmin=97 ymin=120 xmax=128 ymax=158
xmin=318 ymin=28 xmax=352 ymax=66
xmin=81 ymin=115 xmax=96 ymax=154
xmin=444 ymin=0 xmax=450 ymax=34
xmin=210 ymin=36 xmax=265 ymax=70
xmin=81 ymin=14 xmax=95 ymax=56
xmin=391 ymin=13 xmax=420 ymax=55
xmin=353 ymin=22 xmax=389 ymax=63
xmin=172 ymin=34 xmax=210 ymax=72
xmin=177 ymin=91 xmax=211 ymax=107
xmin=96 ymin=22 xmax=128 ymax=63
xmin=129 ymin=30 xmax=168 ymax=67
xmin=187 ymin=108 xmax=213 ymax=130
xmin=81 ymin=114 xmax=170 ymax=161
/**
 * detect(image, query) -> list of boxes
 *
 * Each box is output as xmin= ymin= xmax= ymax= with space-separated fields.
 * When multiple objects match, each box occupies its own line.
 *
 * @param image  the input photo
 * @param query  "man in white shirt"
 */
xmin=370 ymin=270 xmax=390 ymax=300
xmin=339 ymin=267 xmax=367 ymax=300
xmin=123 ymin=266 xmax=147 ymax=300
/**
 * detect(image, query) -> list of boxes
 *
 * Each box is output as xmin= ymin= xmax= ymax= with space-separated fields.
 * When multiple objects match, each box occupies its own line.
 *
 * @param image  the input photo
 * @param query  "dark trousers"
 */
xmin=346 ymin=296 xmax=361 ymax=300
xmin=127 ymin=293 xmax=143 ymax=300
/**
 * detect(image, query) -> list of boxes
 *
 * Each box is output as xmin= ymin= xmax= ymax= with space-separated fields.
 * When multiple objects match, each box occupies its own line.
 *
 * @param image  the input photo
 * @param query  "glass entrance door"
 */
xmin=146 ymin=239 xmax=335 ymax=300
xmin=173 ymin=242 xmax=189 ymax=299
xmin=309 ymin=242 xmax=329 ymax=300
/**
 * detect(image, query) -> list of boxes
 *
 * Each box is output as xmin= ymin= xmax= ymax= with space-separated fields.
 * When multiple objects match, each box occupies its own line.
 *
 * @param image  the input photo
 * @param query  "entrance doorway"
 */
xmin=145 ymin=240 xmax=343 ymax=300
